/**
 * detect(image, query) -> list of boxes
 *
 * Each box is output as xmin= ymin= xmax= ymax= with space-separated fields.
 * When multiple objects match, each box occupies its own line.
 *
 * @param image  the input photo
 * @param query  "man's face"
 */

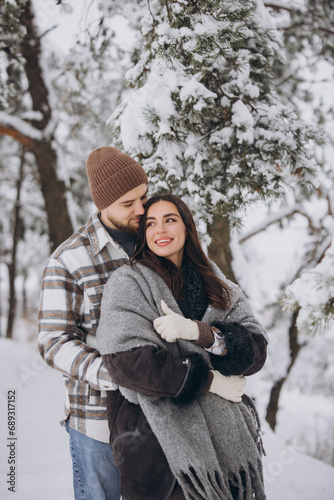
xmin=100 ymin=183 xmax=148 ymax=235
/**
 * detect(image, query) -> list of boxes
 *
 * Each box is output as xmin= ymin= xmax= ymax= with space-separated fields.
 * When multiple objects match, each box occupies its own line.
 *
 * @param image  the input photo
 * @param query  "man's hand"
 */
xmin=153 ymin=300 xmax=199 ymax=342
xmin=209 ymin=371 xmax=246 ymax=402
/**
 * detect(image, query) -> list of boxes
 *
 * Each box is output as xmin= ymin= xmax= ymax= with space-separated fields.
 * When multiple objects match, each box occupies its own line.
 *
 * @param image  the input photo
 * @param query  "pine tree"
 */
xmin=266 ymin=0 xmax=334 ymax=338
xmin=109 ymin=0 xmax=322 ymax=240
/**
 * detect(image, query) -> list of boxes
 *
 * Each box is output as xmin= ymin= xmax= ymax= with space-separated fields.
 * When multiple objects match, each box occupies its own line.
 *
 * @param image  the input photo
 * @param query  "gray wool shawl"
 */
xmin=97 ymin=261 xmax=267 ymax=500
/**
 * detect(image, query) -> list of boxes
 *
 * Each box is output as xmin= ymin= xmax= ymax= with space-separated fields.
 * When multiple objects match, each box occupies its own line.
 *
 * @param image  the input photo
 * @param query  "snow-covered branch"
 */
xmin=0 ymin=111 xmax=43 ymax=147
xmin=282 ymin=240 xmax=334 ymax=335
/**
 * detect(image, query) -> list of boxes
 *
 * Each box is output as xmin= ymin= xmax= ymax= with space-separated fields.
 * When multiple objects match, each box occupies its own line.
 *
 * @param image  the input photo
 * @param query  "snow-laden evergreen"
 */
xmin=264 ymin=0 xmax=334 ymax=341
xmin=109 ymin=0 xmax=321 ymax=229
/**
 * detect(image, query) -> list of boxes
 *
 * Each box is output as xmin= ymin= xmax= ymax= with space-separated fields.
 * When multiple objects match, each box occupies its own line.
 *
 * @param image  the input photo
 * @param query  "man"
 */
xmin=38 ymin=146 xmax=148 ymax=500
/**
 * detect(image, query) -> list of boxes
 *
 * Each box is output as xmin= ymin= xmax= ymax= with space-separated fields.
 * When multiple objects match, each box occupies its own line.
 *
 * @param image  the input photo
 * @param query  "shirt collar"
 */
xmin=87 ymin=213 xmax=124 ymax=256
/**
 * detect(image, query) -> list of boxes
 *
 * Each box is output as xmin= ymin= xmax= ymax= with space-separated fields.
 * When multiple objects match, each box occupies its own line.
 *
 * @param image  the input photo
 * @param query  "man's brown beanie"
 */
xmin=86 ymin=146 xmax=148 ymax=210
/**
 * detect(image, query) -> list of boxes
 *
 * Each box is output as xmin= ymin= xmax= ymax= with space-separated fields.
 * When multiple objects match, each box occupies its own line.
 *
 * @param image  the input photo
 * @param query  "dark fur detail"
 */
xmin=173 ymin=353 xmax=210 ymax=405
xmin=209 ymin=322 xmax=255 ymax=376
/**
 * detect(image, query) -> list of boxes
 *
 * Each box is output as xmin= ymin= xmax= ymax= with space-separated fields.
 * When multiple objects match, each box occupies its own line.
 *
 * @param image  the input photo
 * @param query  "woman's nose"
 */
xmin=156 ymin=224 xmax=166 ymax=233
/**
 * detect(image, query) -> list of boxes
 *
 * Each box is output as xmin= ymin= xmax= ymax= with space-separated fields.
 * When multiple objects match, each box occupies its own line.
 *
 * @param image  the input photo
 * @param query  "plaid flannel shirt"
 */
xmin=38 ymin=213 xmax=129 ymax=443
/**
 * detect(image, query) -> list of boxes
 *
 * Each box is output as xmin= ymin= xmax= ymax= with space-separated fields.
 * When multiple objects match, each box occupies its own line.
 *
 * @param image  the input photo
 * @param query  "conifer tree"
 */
xmin=109 ymin=0 xmax=322 ymax=243
xmin=266 ymin=0 xmax=334 ymax=339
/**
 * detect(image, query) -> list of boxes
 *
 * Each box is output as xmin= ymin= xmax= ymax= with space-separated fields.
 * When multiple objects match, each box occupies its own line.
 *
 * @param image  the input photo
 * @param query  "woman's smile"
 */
xmin=155 ymin=237 xmax=174 ymax=246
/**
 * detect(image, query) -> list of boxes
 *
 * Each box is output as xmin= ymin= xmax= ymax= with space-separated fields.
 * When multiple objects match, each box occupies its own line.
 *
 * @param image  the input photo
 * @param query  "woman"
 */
xmin=97 ymin=194 xmax=268 ymax=500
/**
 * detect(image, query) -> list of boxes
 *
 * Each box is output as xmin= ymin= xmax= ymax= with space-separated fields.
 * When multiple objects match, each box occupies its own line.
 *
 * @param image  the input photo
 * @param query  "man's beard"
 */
xmin=105 ymin=215 xmax=140 ymax=236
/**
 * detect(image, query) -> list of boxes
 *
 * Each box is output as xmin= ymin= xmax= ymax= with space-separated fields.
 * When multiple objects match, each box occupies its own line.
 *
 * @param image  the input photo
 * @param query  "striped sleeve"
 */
xmin=38 ymin=257 xmax=116 ymax=391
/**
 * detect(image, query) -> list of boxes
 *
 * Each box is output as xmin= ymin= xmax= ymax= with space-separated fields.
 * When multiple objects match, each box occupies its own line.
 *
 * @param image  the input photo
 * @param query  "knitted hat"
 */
xmin=86 ymin=146 xmax=148 ymax=210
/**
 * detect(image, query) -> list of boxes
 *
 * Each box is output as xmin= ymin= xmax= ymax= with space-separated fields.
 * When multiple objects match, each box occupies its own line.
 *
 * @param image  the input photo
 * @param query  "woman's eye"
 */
xmin=166 ymin=218 xmax=176 ymax=223
xmin=146 ymin=222 xmax=154 ymax=227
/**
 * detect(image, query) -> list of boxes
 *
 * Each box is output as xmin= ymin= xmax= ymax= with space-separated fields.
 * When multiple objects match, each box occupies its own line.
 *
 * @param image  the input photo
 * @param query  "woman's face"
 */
xmin=145 ymin=200 xmax=187 ymax=268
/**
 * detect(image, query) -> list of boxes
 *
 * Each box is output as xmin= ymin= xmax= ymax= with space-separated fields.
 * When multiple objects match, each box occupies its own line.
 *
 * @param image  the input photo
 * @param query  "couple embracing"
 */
xmin=39 ymin=146 xmax=268 ymax=500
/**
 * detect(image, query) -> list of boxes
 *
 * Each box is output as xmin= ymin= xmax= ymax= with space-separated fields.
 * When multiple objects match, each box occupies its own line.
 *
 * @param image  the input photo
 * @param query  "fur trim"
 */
xmin=209 ymin=322 xmax=255 ymax=376
xmin=173 ymin=353 xmax=210 ymax=405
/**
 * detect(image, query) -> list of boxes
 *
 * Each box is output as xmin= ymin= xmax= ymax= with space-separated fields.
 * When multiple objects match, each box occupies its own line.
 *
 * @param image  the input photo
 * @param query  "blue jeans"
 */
xmin=66 ymin=421 xmax=120 ymax=500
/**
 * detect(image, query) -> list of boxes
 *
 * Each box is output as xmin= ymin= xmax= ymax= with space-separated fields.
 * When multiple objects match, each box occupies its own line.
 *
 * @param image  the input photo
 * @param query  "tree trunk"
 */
xmin=265 ymin=309 xmax=303 ymax=430
xmin=32 ymin=140 xmax=73 ymax=252
xmin=265 ymin=377 xmax=286 ymax=431
xmin=6 ymin=150 xmax=25 ymax=339
xmin=20 ymin=0 xmax=73 ymax=251
xmin=208 ymin=213 xmax=238 ymax=283
xmin=19 ymin=0 xmax=51 ymax=130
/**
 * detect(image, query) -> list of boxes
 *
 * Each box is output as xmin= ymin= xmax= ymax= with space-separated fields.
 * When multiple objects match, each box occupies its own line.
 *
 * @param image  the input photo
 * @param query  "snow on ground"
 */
xmin=0 ymin=337 xmax=333 ymax=500
xmin=0 ymin=338 xmax=72 ymax=500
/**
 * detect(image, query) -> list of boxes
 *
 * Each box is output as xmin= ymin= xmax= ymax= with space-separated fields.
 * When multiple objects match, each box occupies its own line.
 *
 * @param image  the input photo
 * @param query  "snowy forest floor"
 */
xmin=0 ymin=337 xmax=334 ymax=500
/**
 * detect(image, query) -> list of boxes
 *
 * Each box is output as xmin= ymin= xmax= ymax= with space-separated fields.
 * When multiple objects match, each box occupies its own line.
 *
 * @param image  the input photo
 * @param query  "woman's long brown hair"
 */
xmin=132 ymin=194 xmax=231 ymax=310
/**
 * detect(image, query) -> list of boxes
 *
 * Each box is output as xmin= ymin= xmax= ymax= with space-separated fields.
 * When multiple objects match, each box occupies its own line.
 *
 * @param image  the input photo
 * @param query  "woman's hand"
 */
xmin=209 ymin=371 xmax=246 ymax=402
xmin=153 ymin=300 xmax=199 ymax=342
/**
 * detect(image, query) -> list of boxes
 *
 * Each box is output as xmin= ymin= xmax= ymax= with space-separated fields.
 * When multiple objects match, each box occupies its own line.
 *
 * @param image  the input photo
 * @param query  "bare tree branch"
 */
xmin=264 ymin=3 xmax=294 ymax=14
xmin=238 ymin=205 xmax=324 ymax=244
xmin=238 ymin=207 xmax=300 ymax=243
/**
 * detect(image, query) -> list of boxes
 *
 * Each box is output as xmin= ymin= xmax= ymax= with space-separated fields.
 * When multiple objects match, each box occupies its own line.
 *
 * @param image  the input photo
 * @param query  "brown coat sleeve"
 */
xmin=102 ymin=345 xmax=211 ymax=404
